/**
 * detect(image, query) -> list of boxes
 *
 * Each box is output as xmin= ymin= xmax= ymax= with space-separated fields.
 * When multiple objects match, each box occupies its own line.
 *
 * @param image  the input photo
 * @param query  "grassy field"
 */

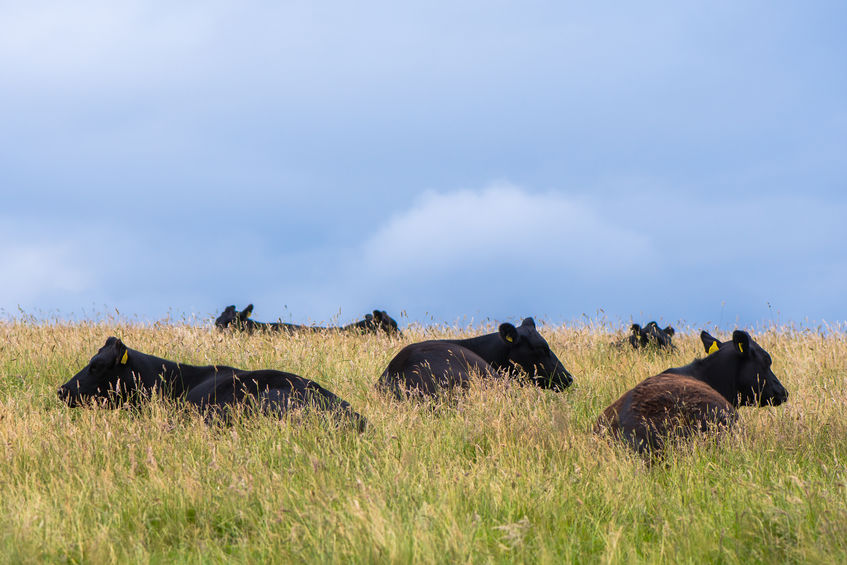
xmin=0 ymin=319 xmax=845 ymax=564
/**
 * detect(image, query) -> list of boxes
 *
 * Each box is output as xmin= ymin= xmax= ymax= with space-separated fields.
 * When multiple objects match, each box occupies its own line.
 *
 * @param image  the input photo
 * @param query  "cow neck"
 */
xmin=442 ymin=333 xmax=511 ymax=371
xmin=341 ymin=319 xmax=368 ymax=332
xmin=663 ymin=354 xmax=738 ymax=406
xmin=131 ymin=349 xmax=232 ymax=399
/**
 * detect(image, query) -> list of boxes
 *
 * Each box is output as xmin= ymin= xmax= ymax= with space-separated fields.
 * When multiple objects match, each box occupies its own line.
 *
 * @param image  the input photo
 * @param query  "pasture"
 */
xmin=0 ymin=319 xmax=845 ymax=563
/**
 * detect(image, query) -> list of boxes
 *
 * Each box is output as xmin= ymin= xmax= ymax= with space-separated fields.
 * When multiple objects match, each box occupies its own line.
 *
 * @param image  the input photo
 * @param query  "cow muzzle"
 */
xmin=57 ymin=387 xmax=78 ymax=407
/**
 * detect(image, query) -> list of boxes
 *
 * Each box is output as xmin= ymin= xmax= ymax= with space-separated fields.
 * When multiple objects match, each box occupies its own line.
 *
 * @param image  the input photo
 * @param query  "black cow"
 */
xmin=377 ymin=317 xmax=574 ymax=399
xmin=595 ymin=330 xmax=788 ymax=453
xmin=215 ymin=304 xmax=400 ymax=336
xmin=627 ymin=321 xmax=676 ymax=350
xmin=57 ymin=337 xmax=366 ymax=430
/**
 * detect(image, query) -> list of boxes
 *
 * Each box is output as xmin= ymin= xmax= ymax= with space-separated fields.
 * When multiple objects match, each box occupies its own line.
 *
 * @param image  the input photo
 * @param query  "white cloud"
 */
xmin=359 ymin=183 xmax=657 ymax=281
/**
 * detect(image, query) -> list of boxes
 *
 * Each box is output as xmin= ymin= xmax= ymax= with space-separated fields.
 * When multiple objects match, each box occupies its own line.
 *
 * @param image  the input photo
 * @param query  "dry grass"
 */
xmin=0 ymin=319 xmax=845 ymax=563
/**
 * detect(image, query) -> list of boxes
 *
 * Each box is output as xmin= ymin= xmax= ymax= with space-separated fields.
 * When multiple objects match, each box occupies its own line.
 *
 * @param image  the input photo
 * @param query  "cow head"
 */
xmin=498 ymin=317 xmax=573 ymax=390
xmin=57 ymin=337 xmax=137 ymax=407
xmin=215 ymin=304 xmax=253 ymax=330
xmin=700 ymin=330 xmax=788 ymax=407
xmin=629 ymin=321 xmax=675 ymax=349
xmin=371 ymin=310 xmax=400 ymax=335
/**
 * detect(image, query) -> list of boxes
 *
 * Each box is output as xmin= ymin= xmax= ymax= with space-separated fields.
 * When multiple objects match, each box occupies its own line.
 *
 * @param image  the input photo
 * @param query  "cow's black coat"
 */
xmin=596 ymin=330 xmax=788 ymax=453
xmin=377 ymin=317 xmax=573 ymax=399
xmin=215 ymin=304 xmax=400 ymax=336
xmin=628 ymin=322 xmax=676 ymax=350
xmin=57 ymin=337 xmax=366 ymax=430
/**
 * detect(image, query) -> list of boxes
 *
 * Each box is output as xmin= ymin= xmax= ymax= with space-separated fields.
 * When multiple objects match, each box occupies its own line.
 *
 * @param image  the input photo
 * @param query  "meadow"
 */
xmin=0 ymin=318 xmax=845 ymax=564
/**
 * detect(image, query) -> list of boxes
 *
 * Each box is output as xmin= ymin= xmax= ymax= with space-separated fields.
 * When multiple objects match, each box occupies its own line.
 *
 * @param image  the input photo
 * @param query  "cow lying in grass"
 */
xmin=57 ymin=337 xmax=366 ymax=430
xmin=595 ymin=330 xmax=787 ymax=454
xmin=627 ymin=321 xmax=676 ymax=350
xmin=215 ymin=304 xmax=400 ymax=336
xmin=377 ymin=317 xmax=574 ymax=399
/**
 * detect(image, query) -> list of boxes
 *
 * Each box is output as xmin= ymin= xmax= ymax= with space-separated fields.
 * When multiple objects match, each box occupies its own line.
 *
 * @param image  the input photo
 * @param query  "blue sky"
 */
xmin=2 ymin=1 xmax=845 ymax=330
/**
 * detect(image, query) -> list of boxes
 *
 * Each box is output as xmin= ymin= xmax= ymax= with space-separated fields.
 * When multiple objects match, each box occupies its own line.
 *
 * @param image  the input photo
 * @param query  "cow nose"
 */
xmin=57 ymin=387 xmax=76 ymax=406
xmin=550 ymin=369 xmax=573 ymax=390
xmin=765 ymin=386 xmax=788 ymax=407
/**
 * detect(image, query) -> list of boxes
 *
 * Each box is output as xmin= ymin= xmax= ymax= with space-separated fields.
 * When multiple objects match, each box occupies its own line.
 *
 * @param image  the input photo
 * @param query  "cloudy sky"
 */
xmin=2 ymin=1 xmax=845 ymax=330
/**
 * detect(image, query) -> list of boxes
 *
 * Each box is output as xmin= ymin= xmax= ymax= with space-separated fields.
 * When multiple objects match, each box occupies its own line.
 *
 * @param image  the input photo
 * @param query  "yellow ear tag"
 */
xmin=707 ymin=342 xmax=719 ymax=355
xmin=120 ymin=351 xmax=128 ymax=365
xmin=737 ymin=343 xmax=744 ymax=353
xmin=505 ymin=335 xmax=514 ymax=343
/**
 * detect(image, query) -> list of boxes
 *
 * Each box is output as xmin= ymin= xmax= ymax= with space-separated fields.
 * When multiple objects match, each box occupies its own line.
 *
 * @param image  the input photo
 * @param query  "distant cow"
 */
xmin=595 ymin=330 xmax=788 ymax=454
xmin=215 ymin=304 xmax=400 ymax=336
xmin=57 ymin=337 xmax=366 ymax=430
xmin=377 ymin=317 xmax=574 ymax=399
xmin=627 ymin=321 xmax=676 ymax=350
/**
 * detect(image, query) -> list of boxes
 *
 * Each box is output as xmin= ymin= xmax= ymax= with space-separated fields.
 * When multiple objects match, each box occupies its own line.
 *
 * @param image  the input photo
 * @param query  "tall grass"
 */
xmin=0 ymin=320 xmax=845 ymax=563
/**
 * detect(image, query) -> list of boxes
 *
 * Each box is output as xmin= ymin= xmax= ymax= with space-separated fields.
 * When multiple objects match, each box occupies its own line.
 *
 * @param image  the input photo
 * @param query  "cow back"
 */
xmin=378 ymin=341 xmax=498 ymax=399
xmin=595 ymin=373 xmax=737 ymax=454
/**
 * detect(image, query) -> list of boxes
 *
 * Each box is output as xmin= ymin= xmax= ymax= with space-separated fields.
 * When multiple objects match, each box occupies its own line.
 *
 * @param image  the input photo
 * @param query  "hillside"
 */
xmin=0 ymin=321 xmax=844 ymax=563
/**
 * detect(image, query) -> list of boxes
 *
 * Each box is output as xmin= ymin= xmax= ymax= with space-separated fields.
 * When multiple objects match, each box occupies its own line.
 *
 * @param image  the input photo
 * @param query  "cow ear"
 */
xmin=520 ymin=317 xmax=536 ymax=328
xmin=113 ymin=338 xmax=129 ymax=365
xmin=701 ymin=331 xmax=721 ymax=354
xmin=499 ymin=323 xmax=519 ymax=344
xmin=241 ymin=304 xmax=254 ymax=318
xmin=732 ymin=330 xmax=751 ymax=356
xmin=664 ymin=326 xmax=675 ymax=336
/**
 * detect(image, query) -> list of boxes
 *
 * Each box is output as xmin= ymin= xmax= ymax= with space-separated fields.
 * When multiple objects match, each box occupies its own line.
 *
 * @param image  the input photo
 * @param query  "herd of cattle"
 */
xmin=57 ymin=304 xmax=788 ymax=454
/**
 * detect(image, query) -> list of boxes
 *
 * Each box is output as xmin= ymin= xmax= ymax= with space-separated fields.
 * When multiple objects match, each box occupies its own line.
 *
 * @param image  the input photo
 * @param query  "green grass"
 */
xmin=0 ymin=320 xmax=845 ymax=563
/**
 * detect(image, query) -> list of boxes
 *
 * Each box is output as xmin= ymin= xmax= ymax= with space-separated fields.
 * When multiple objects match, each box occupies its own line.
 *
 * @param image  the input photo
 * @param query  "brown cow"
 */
xmin=596 ymin=330 xmax=787 ymax=453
